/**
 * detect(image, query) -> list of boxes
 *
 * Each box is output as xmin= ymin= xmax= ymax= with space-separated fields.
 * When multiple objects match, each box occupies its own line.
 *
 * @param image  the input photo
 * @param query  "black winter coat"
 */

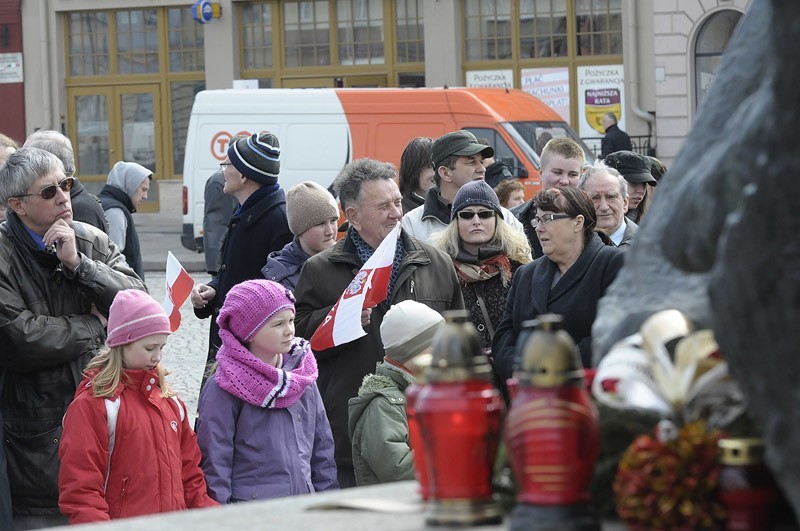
xmin=600 ymin=124 xmax=633 ymax=159
xmin=195 ymin=187 xmax=292 ymax=360
xmin=70 ymin=179 xmax=108 ymax=234
xmin=0 ymin=215 xmax=143 ymax=516
xmin=492 ymin=235 xmax=623 ymax=380
xmin=98 ymin=185 xmax=144 ymax=279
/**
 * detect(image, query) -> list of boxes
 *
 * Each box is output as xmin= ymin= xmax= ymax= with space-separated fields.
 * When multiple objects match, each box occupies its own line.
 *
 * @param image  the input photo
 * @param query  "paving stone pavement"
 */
xmin=145 ymin=271 xmax=210 ymax=417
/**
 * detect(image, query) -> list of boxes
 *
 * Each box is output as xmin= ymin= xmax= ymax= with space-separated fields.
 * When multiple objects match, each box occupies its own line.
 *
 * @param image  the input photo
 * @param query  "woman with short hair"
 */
xmin=493 ymin=187 xmax=624 ymax=378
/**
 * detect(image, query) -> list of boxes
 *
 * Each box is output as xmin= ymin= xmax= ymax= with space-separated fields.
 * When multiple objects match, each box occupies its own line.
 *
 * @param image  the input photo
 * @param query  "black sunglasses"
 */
xmin=457 ymin=210 xmax=496 ymax=220
xmin=16 ymin=177 xmax=75 ymax=200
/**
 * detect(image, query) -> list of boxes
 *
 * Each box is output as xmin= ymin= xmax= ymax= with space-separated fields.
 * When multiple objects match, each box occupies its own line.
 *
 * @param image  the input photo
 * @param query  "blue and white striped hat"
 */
xmin=228 ymin=132 xmax=281 ymax=185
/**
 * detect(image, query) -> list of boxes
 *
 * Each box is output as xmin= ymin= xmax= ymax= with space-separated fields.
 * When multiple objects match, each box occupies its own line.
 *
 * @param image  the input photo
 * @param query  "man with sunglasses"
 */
xmin=0 ymin=147 xmax=143 ymax=528
xmin=23 ymin=130 xmax=109 ymax=234
xmin=402 ymin=130 xmax=524 ymax=243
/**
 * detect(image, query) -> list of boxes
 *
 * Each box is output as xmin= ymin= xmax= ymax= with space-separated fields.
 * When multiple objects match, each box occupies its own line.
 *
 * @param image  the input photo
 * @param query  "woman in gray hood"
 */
xmin=99 ymin=161 xmax=152 ymax=280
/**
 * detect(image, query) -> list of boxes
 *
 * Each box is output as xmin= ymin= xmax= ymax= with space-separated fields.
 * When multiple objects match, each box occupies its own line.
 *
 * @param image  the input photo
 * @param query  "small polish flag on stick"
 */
xmin=310 ymin=223 xmax=400 ymax=351
xmin=162 ymin=251 xmax=194 ymax=332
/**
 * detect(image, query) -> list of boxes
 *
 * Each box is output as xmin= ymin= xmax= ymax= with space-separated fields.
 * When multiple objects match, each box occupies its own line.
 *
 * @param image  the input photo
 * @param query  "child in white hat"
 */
xmin=58 ymin=290 xmax=218 ymax=524
xmin=347 ymin=300 xmax=445 ymax=486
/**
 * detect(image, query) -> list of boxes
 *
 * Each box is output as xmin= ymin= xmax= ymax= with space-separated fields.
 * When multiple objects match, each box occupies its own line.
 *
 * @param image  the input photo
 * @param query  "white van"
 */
xmin=181 ymin=87 xmax=590 ymax=251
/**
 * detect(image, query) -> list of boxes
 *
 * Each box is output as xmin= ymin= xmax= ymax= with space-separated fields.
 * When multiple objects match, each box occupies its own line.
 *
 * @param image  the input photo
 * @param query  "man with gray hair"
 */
xmin=294 ymin=158 xmax=464 ymax=488
xmin=0 ymin=147 xmax=142 ymax=527
xmin=578 ymin=160 xmax=638 ymax=249
xmin=23 ymin=130 xmax=108 ymax=233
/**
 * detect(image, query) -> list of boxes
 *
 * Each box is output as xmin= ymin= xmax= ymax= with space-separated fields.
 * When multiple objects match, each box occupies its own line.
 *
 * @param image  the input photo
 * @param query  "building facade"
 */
xmin=0 ymin=0 xmax=749 ymax=210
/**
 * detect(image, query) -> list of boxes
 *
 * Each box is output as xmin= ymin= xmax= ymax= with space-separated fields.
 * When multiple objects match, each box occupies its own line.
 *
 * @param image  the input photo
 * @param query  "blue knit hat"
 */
xmin=228 ymin=133 xmax=281 ymax=185
xmin=450 ymin=180 xmax=504 ymax=221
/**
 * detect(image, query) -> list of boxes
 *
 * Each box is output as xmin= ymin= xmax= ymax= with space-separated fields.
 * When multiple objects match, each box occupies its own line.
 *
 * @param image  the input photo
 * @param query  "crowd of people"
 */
xmin=0 ymin=124 xmax=666 ymax=528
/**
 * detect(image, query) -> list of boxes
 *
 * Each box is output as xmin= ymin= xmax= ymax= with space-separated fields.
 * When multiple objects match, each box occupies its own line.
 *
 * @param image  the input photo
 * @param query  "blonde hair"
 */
xmin=434 ymin=215 xmax=532 ymax=266
xmin=539 ymin=137 xmax=585 ymax=171
xmin=84 ymin=346 xmax=175 ymax=399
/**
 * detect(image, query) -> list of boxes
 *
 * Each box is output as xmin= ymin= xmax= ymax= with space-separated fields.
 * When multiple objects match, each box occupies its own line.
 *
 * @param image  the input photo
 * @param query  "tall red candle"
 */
xmin=415 ymin=310 xmax=504 ymax=526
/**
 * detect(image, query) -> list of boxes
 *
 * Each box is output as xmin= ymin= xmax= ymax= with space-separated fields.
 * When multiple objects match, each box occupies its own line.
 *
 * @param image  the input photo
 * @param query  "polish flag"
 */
xmin=310 ymin=223 xmax=400 ymax=351
xmin=162 ymin=252 xmax=194 ymax=332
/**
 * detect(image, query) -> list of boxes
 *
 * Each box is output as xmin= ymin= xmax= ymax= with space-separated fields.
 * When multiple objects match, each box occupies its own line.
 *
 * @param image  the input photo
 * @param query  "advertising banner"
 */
xmin=520 ymin=67 xmax=571 ymax=123
xmin=465 ymin=69 xmax=514 ymax=89
xmin=577 ymin=65 xmax=625 ymax=138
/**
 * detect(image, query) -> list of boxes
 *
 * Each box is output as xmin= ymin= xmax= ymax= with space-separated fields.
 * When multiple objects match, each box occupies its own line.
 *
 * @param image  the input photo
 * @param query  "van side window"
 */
xmin=465 ymin=128 xmax=522 ymax=176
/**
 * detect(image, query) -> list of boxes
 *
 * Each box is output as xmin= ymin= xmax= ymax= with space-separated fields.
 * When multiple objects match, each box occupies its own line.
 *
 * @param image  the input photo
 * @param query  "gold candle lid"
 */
xmin=517 ymin=314 xmax=583 ymax=387
xmin=718 ymin=438 xmax=764 ymax=466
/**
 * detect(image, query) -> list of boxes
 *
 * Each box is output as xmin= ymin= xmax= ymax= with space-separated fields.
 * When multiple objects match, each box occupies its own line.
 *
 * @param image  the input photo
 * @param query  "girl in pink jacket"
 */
xmin=58 ymin=289 xmax=218 ymax=524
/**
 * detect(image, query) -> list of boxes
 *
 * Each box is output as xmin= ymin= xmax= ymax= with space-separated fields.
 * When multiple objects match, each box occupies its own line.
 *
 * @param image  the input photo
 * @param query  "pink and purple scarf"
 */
xmin=215 ymin=333 xmax=318 ymax=408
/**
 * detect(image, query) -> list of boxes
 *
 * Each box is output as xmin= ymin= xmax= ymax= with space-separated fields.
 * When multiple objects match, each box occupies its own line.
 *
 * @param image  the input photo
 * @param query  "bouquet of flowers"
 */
xmin=592 ymin=310 xmax=749 ymax=529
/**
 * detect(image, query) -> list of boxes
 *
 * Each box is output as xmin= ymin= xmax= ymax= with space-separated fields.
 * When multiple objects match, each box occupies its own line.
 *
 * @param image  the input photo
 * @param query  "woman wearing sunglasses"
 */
xmin=434 ymin=180 xmax=531 ymax=362
xmin=492 ymin=187 xmax=624 ymax=383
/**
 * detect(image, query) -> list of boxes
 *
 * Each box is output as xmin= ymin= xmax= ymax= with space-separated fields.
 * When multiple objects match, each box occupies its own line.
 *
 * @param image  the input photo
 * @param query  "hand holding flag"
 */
xmin=310 ymin=224 xmax=400 ymax=351
xmin=162 ymin=251 xmax=194 ymax=332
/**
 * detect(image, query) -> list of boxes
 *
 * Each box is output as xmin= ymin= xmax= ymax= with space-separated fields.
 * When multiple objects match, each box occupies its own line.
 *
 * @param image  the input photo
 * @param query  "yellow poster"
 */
xmin=576 ymin=65 xmax=625 ymax=140
xmin=585 ymin=88 xmax=622 ymax=134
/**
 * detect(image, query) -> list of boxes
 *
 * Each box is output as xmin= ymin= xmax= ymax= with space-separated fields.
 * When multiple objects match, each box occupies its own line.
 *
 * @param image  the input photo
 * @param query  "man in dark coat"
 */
xmin=191 ymin=133 xmax=292 ymax=382
xmin=294 ymin=158 xmax=465 ymax=489
xmin=202 ymin=169 xmax=238 ymax=277
xmin=0 ymin=147 xmax=143 ymax=528
xmin=98 ymin=161 xmax=152 ymax=280
xmin=600 ymin=112 xmax=632 ymax=159
xmin=23 ymin=130 xmax=109 ymax=233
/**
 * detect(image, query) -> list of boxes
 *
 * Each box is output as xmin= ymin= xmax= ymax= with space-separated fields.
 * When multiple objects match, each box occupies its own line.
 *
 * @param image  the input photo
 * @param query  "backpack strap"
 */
xmin=104 ymin=397 xmax=121 ymax=493
xmin=171 ymin=396 xmax=186 ymax=423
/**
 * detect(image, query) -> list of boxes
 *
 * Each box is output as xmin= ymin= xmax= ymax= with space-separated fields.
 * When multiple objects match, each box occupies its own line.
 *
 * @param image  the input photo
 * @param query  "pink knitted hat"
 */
xmin=217 ymin=279 xmax=296 ymax=343
xmin=106 ymin=289 xmax=171 ymax=348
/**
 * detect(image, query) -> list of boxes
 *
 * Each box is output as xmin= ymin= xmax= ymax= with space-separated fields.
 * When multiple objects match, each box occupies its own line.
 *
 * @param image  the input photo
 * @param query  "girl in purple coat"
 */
xmin=196 ymin=279 xmax=338 ymax=503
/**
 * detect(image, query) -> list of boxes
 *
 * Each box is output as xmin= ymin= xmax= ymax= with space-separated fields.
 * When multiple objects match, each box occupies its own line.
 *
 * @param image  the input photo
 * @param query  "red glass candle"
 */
xmin=404 ymin=382 xmax=430 ymax=500
xmin=505 ymin=383 xmax=599 ymax=504
xmin=718 ymin=438 xmax=778 ymax=531
xmin=504 ymin=314 xmax=600 ymax=529
xmin=414 ymin=310 xmax=504 ymax=526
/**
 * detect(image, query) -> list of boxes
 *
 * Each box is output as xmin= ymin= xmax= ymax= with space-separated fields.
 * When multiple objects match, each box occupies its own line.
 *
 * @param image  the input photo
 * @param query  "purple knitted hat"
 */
xmin=217 ymin=279 xmax=295 ymax=343
xmin=106 ymin=289 xmax=171 ymax=348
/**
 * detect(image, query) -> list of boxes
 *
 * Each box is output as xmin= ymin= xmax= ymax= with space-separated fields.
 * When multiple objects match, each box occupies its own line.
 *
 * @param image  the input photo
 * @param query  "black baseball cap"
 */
xmin=604 ymin=150 xmax=657 ymax=186
xmin=432 ymin=130 xmax=494 ymax=170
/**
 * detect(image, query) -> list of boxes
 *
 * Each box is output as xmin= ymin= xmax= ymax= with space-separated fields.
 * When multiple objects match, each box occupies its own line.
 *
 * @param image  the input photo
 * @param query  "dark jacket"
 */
xmin=458 ymin=259 xmax=523 ymax=350
xmin=195 ymin=187 xmax=292 ymax=358
xmin=400 ymin=192 xmax=424 ymax=217
xmin=261 ymin=238 xmax=310 ymax=291
xmin=601 ymin=123 xmax=633 ymax=159
xmin=202 ymin=170 xmax=238 ymax=275
xmin=512 ymin=200 xmax=544 ymax=259
xmin=492 ymin=234 xmax=623 ymax=380
xmin=70 ymin=179 xmax=108 ymax=234
xmin=0 ymin=215 xmax=143 ymax=517
xmin=617 ymin=216 xmax=639 ymax=249
xmin=294 ymin=230 xmax=464 ymax=470
xmin=98 ymin=185 xmax=144 ymax=280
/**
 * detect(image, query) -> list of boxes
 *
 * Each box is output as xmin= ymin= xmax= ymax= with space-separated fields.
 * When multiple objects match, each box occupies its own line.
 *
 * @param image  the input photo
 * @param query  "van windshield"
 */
xmin=503 ymin=121 xmax=595 ymax=168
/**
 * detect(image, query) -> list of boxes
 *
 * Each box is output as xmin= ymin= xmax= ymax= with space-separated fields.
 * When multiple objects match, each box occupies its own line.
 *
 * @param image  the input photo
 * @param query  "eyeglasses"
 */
xmin=15 ymin=177 xmax=75 ymax=200
xmin=531 ymin=213 xmax=573 ymax=227
xmin=219 ymin=162 xmax=233 ymax=172
xmin=457 ymin=210 xmax=496 ymax=221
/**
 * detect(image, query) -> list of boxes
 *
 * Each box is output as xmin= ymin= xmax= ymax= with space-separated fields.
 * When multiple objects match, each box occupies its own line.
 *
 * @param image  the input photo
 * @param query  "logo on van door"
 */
xmin=211 ymin=130 xmax=251 ymax=161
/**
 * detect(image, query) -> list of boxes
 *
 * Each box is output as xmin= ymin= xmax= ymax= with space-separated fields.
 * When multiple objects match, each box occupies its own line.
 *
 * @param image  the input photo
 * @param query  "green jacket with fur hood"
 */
xmin=347 ymin=362 xmax=415 ymax=486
